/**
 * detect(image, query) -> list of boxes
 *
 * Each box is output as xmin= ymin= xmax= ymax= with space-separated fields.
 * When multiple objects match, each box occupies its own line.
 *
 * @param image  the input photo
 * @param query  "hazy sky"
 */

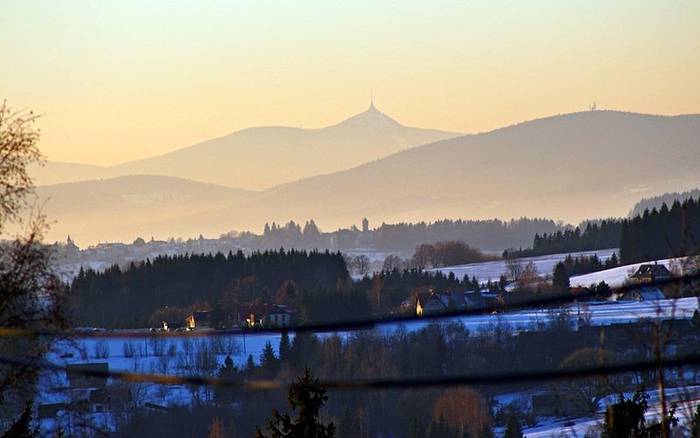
xmin=2 ymin=0 xmax=699 ymax=165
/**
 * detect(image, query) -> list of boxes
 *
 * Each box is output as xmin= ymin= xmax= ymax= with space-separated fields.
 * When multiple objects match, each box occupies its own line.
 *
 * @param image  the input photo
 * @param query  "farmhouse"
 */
xmin=185 ymin=310 xmax=212 ymax=330
xmin=416 ymin=290 xmax=488 ymax=317
xmin=161 ymin=319 xmax=184 ymax=332
xmin=241 ymin=303 xmax=298 ymax=328
xmin=629 ymin=263 xmax=672 ymax=284
xmin=615 ymin=285 xmax=666 ymax=302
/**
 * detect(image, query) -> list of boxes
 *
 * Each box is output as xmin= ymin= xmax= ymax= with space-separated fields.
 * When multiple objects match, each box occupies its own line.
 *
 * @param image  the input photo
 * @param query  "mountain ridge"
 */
xmin=32 ymin=110 xmax=700 ymax=244
xmin=32 ymin=104 xmax=460 ymax=189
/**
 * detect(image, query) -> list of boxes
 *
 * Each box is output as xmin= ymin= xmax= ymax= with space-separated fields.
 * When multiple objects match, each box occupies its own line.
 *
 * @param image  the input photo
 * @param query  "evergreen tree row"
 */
xmin=68 ymin=250 xmax=480 ymax=328
xmin=620 ymin=197 xmax=700 ymax=264
xmin=503 ymin=219 xmax=623 ymax=258
xmin=505 ymin=196 xmax=700 ymax=264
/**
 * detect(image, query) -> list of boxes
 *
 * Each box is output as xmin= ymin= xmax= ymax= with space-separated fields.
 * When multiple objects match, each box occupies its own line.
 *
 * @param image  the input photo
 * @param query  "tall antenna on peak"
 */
xmin=370 ymin=92 xmax=375 ymax=110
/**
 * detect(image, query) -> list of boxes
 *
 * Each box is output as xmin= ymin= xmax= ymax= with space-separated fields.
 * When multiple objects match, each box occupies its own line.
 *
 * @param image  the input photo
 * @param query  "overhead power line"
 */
xmin=1 ymin=352 xmax=699 ymax=391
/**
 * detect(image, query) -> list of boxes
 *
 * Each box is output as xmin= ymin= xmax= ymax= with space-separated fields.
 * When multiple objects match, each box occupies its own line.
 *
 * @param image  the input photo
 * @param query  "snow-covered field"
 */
xmin=431 ymin=248 xmax=618 ymax=283
xmin=37 ymin=292 xmax=699 ymax=434
xmin=397 ymin=296 xmax=699 ymax=334
xmin=38 ymin=250 xmax=700 ymax=435
xmin=570 ymin=256 xmax=696 ymax=288
xmin=46 ymin=297 xmax=698 ymax=379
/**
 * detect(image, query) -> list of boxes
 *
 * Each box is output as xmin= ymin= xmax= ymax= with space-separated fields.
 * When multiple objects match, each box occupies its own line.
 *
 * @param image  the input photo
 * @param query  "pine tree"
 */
xmin=504 ymin=414 xmax=523 ymax=438
xmin=602 ymin=390 xmax=648 ymax=437
xmin=214 ymin=355 xmax=237 ymax=405
xmin=552 ymin=262 xmax=570 ymax=293
xmin=245 ymin=354 xmax=255 ymax=373
xmin=260 ymin=341 xmax=279 ymax=377
xmin=279 ymin=331 xmax=291 ymax=363
xmin=256 ymin=369 xmax=335 ymax=438
xmin=3 ymin=403 xmax=36 ymax=438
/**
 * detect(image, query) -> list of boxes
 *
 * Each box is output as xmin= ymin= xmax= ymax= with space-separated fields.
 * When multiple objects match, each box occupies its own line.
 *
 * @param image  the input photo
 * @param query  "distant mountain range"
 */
xmin=31 ymin=110 xmax=700 ymax=245
xmin=30 ymin=103 xmax=459 ymax=190
xmin=242 ymin=111 xmax=700 ymax=228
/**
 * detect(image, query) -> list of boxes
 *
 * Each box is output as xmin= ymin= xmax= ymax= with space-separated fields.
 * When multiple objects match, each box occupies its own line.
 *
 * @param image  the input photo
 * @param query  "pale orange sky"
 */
xmin=2 ymin=0 xmax=699 ymax=165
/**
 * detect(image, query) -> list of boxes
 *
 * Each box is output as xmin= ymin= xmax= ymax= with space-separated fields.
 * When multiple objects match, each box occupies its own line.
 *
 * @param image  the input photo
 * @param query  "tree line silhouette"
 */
xmin=620 ymin=197 xmax=700 ymax=264
xmin=505 ymin=197 xmax=699 ymax=264
xmin=503 ymin=219 xmax=623 ymax=258
xmin=240 ymin=218 xmax=563 ymax=253
xmin=68 ymin=250 xmax=480 ymax=328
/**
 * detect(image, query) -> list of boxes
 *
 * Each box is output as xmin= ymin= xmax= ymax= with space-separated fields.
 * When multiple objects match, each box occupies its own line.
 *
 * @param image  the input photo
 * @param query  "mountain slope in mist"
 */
xmin=32 ymin=175 xmax=254 ymax=244
xmin=29 ymin=161 xmax=106 ymax=186
xmin=243 ymin=111 xmax=700 ymax=227
xmin=33 ymin=103 xmax=459 ymax=190
xmin=36 ymin=110 xmax=700 ymax=244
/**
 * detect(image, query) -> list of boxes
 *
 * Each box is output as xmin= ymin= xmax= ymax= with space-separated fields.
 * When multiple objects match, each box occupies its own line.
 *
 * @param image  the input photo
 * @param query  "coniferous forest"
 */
xmin=503 ymin=219 xmax=623 ymax=258
xmin=70 ymin=250 xmax=352 ymax=328
xmin=506 ymin=197 xmax=699 ymax=264
xmin=620 ymin=197 xmax=700 ymax=264
xmin=68 ymin=249 xmax=478 ymax=328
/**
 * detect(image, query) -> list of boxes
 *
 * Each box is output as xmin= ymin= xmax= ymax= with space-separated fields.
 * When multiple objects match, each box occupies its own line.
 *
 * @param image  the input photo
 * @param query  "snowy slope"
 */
xmin=570 ymin=256 xmax=695 ymax=288
xmin=431 ymin=248 xmax=618 ymax=283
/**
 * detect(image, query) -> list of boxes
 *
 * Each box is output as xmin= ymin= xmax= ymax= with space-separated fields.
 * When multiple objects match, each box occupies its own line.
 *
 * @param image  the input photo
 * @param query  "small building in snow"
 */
xmin=161 ymin=319 xmax=184 ymax=332
xmin=185 ymin=310 xmax=212 ymax=330
xmin=241 ymin=304 xmax=298 ymax=328
xmin=615 ymin=285 xmax=666 ymax=302
xmin=416 ymin=290 xmax=488 ymax=317
xmin=630 ymin=264 xmax=672 ymax=284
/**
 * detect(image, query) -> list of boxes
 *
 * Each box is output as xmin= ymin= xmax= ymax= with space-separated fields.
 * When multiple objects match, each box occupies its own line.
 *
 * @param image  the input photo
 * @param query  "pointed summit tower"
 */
xmin=369 ymin=94 xmax=377 ymax=111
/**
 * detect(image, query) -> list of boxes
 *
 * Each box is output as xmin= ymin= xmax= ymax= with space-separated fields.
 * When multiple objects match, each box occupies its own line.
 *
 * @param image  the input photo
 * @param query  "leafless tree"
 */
xmin=0 ymin=101 xmax=65 ymax=410
xmin=93 ymin=340 xmax=110 ymax=359
xmin=505 ymin=258 xmax=524 ymax=283
xmin=382 ymin=254 xmax=403 ymax=272
xmin=353 ymin=255 xmax=371 ymax=276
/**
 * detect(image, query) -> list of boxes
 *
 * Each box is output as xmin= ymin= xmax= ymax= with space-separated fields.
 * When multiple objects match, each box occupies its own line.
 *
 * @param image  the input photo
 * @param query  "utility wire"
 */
xmin=1 ymin=352 xmax=700 ymax=391
xmin=0 ymin=271 xmax=697 ymax=339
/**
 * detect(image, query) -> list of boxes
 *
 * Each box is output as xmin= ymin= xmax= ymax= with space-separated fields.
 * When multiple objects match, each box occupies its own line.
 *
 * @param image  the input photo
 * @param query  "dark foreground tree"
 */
xmin=213 ymin=355 xmax=238 ymax=406
xmin=0 ymin=102 xmax=65 ymax=412
xmin=256 ymin=369 xmax=335 ymax=438
xmin=2 ymin=403 xmax=36 ymax=438
xmin=504 ymin=414 xmax=523 ymax=438
xmin=691 ymin=405 xmax=700 ymax=437
xmin=602 ymin=389 xmax=678 ymax=438
xmin=552 ymin=262 xmax=570 ymax=293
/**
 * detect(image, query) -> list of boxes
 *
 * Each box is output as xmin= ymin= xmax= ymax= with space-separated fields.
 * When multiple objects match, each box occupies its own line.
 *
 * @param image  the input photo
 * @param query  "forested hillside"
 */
xmin=620 ymin=197 xmax=700 ymax=264
xmin=68 ymin=249 xmax=477 ymax=328
xmin=249 ymin=217 xmax=563 ymax=253
xmin=503 ymin=219 xmax=623 ymax=258
xmin=69 ymin=250 xmax=354 ymax=328
xmin=629 ymin=188 xmax=700 ymax=218
xmin=505 ymin=197 xmax=700 ymax=265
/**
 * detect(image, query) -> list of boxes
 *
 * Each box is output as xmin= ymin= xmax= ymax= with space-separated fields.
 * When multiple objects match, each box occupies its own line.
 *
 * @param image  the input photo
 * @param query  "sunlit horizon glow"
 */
xmin=2 ymin=0 xmax=699 ymax=165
